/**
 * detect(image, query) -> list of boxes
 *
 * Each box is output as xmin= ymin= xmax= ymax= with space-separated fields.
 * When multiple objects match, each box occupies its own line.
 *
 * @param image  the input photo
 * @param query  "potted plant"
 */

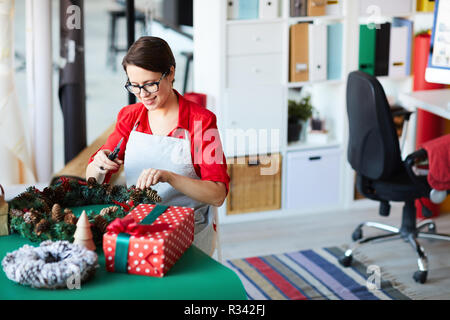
xmin=288 ymin=94 xmax=314 ymax=143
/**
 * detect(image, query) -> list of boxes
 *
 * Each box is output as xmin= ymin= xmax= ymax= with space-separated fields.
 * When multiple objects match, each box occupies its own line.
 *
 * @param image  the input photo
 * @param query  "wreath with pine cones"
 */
xmin=8 ymin=177 xmax=161 ymax=246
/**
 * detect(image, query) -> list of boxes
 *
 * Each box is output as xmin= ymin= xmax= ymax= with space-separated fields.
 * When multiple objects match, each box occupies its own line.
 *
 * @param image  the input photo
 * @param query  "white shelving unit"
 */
xmin=193 ymin=0 xmax=435 ymax=224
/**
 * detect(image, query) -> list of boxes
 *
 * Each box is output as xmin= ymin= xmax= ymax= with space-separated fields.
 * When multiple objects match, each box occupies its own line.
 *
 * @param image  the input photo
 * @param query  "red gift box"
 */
xmin=103 ymin=204 xmax=195 ymax=277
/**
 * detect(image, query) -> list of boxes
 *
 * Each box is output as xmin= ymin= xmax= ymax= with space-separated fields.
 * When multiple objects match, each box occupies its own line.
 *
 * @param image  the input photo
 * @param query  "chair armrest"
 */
xmin=404 ymin=149 xmax=429 ymax=188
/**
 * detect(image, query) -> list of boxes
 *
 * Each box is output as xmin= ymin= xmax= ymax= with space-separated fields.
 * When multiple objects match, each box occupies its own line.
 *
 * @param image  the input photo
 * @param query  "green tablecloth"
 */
xmin=0 ymin=234 xmax=247 ymax=300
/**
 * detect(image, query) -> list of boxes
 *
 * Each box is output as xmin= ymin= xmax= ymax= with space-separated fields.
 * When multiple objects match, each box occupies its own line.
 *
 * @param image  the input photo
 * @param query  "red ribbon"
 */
xmin=107 ymin=217 xmax=171 ymax=236
xmin=112 ymin=200 xmax=132 ymax=212
xmin=59 ymin=177 xmax=72 ymax=191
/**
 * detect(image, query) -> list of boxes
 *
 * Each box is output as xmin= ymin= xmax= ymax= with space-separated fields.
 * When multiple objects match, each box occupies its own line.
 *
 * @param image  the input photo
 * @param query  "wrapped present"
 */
xmin=103 ymin=204 xmax=194 ymax=277
xmin=0 ymin=185 xmax=9 ymax=236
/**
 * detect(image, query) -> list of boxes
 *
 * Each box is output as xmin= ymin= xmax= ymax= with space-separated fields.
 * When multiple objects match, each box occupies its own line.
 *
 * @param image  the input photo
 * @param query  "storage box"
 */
xmin=103 ymin=204 xmax=194 ymax=277
xmin=226 ymin=153 xmax=282 ymax=215
xmin=286 ymin=148 xmax=341 ymax=209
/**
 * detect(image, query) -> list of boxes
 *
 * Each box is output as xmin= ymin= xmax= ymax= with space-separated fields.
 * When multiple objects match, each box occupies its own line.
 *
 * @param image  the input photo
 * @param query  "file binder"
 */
xmin=417 ymin=0 xmax=435 ymax=12
xmin=325 ymin=0 xmax=342 ymax=16
xmin=388 ymin=25 xmax=409 ymax=77
xmin=309 ymin=23 xmax=328 ymax=81
xmin=307 ymin=0 xmax=326 ymax=16
xmin=375 ymin=23 xmax=391 ymax=76
xmin=259 ymin=0 xmax=279 ymax=19
xmin=238 ymin=0 xmax=259 ymax=20
xmin=393 ymin=18 xmax=413 ymax=76
xmin=327 ymin=23 xmax=343 ymax=80
xmin=290 ymin=23 xmax=309 ymax=82
xmin=290 ymin=0 xmax=307 ymax=17
xmin=227 ymin=0 xmax=240 ymax=20
xmin=359 ymin=25 xmax=376 ymax=75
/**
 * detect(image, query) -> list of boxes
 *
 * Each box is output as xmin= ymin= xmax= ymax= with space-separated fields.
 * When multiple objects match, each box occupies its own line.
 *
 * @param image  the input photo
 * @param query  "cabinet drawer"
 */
xmin=227 ymin=54 xmax=283 ymax=87
xmin=227 ymin=23 xmax=284 ymax=56
xmin=286 ymin=148 xmax=341 ymax=210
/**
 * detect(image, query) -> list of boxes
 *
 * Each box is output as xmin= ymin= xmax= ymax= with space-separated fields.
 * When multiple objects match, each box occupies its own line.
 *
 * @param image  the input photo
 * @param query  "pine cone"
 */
xmin=9 ymin=209 xmax=24 ymax=217
xmin=130 ymin=190 xmax=142 ymax=203
xmin=145 ymin=188 xmax=161 ymax=203
xmin=42 ymin=187 xmax=54 ymax=200
xmin=87 ymin=177 xmax=98 ymax=189
xmin=111 ymin=185 xmax=122 ymax=196
xmin=53 ymin=186 xmax=66 ymax=204
xmin=20 ymin=192 xmax=34 ymax=201
xmin=94 ymin=215 xmax=109 ymax=233
xmin=99 ymin=206 xmax=118 ymax=217
xmin=34 ymin=219 xmax=50 ymax=236
xmin=51 ymin=204 xmax=64 ymax=222
xmin=23 ymin=212 xmax=33 ymax=224
xmin=39 ymin=199 xmax=51 ymax=214
xmin=64 ymin=208 xmax=73 ymax=215
xmin=64 ymin=212 xmax=78 ymax=225
xmin=23 ymin=209 xmax=41 ymax=225
xmin=104 ymin=183 xmax=114 ymax=195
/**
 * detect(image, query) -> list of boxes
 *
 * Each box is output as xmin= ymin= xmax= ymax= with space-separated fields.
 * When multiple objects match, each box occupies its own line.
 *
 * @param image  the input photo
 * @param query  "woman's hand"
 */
xmin=91 ymin=150 xmax=123 ymax=175
xmin=136 ymin=168 xmax=172 ymax=189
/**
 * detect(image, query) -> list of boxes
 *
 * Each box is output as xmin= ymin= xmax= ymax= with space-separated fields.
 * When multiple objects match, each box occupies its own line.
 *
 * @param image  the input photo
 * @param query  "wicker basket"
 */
xmin=226 ymin=154 xmax=282 ymax=215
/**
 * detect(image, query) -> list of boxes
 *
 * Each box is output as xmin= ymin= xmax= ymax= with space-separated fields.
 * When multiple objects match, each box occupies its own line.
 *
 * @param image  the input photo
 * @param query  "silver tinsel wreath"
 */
xmin=2 ymin=240 xmax=98 ymax=289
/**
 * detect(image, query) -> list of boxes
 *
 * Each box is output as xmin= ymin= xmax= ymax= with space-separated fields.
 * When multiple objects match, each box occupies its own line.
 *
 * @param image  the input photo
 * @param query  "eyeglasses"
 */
xmin=125 ymin=72 xmax=167 ymax=95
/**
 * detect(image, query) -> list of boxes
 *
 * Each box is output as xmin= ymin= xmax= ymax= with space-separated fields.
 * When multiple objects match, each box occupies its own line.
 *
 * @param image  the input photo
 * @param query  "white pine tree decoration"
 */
xmin=73 ymin=211 xmax=96 ymax=251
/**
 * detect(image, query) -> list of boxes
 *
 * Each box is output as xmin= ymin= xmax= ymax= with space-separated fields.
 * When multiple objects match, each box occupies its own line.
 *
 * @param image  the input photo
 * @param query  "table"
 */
xmin=399 ymin=89 xmax=450 ymax=120
xmin=0 ymin=234 xmax=247 ymax=300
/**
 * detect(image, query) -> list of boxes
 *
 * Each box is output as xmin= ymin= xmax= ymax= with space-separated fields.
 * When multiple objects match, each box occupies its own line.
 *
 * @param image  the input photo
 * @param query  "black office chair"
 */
xmin=338 ymin=71 xmax=450 ymax=284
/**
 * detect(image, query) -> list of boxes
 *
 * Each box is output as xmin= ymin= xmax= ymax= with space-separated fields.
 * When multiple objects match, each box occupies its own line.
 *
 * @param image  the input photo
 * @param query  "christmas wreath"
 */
xmin=2 ymin=240 xmax=98 ymax=289
xmin=8 ymin=177 xmax=161 ymax=246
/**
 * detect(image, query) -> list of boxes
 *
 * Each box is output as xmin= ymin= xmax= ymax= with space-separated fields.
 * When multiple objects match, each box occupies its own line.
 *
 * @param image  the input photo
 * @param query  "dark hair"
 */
xmin=122 ymin=36 xmax=176 ymax=74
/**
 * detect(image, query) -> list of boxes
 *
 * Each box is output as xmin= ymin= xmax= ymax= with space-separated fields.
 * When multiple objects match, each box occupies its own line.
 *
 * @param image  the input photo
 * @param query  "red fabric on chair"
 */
xmin=421 ymin=134 xmax=450 ymax=191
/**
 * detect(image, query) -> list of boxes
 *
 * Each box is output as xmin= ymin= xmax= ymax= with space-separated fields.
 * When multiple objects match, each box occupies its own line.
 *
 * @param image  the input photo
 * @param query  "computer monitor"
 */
xmin=425 ymin=0 xmax=450 ymax=85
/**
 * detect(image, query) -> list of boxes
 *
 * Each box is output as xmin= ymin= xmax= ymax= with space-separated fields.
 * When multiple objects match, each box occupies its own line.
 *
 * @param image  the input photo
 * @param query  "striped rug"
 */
xmin=224 ymin=246 xmax=413 ymax=300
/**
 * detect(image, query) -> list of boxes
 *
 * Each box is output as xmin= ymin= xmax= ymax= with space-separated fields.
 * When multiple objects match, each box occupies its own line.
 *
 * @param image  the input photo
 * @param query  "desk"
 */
xmin=399 ymin=89 xmax=450 ymax=120
xmin=0 ymin=234 xmax=247 ymax=300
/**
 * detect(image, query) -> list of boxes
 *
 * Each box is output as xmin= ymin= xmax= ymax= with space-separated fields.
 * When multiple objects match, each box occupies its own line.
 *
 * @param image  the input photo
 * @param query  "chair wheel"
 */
xmin=352 ymin=228 xmax=363 ymax=241
xmin=413 ymin=271 xmax=427 ymax=284
xmin=339 ymin=255 xmax=353 ymax=267
xmin=428 ymin=224 xmax=436 ymax=233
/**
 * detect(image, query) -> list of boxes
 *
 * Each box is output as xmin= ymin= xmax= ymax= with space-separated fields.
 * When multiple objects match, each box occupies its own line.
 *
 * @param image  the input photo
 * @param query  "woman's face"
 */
xmin=126 ymin=65 xmax=175 ymax=111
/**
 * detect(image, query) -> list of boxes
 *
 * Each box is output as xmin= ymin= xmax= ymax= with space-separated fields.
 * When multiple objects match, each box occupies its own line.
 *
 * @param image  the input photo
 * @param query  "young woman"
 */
xmin=86 ymin=36 xmax=229 ymax=255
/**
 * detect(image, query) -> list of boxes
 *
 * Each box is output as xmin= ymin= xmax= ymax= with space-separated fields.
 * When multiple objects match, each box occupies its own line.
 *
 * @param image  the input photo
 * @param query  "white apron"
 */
xmin=124 ymin=122 xmax=216 ymax=256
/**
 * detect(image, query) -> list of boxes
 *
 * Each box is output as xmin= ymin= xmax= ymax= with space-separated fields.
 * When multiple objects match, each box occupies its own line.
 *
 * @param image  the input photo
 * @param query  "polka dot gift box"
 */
xmin=103 ymin=204 xmax=194 ymax=277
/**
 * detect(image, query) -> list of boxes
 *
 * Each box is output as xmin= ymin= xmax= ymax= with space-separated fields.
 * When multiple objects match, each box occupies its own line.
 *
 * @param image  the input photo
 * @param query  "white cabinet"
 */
xmin=194 ymin=0 xmax=348 ymax=223
xmin=285 ymin=148 xmax=341 ymax=210
xmin=227 ymin=23 xmax=284 ymax=56
xmin=227 ymin=54 xmax=284 ymax=87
